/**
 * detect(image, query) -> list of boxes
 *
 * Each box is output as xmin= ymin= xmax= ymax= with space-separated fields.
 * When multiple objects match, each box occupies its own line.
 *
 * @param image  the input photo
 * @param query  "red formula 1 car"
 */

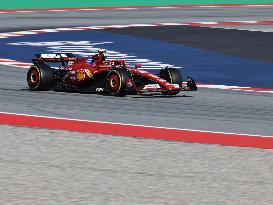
xmin=27 ymin=50 xmax=197 ymax=96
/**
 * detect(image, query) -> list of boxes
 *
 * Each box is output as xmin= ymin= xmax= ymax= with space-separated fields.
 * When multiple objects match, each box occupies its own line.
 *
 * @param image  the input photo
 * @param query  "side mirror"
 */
xmin=135 ymin=64 xmax=141 ymax=69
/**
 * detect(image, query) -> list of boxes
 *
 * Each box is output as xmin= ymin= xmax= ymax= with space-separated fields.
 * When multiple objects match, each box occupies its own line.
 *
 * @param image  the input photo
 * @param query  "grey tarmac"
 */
xmin=0 ymin=125 xmax=273 ymax=205
xmin=1 ymin=65 xmax=273 ymax=136
xmin=0 ymin=7 xmax=273 ymax=32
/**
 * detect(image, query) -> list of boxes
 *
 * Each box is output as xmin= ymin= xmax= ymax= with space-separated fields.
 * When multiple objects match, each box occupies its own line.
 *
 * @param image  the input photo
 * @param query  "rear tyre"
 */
xmin=106 ymin=69 xmax=131 ymax=96
xmin=159 ymin=67 xmax=182 ymax=95
xmin=27 ymin=64 xmax=54 ymax=91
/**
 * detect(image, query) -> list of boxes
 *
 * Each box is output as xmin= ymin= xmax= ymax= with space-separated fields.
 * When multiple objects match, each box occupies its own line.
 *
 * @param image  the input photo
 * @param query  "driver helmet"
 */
xmin=98 ymin=49 xmax=106 ymax=54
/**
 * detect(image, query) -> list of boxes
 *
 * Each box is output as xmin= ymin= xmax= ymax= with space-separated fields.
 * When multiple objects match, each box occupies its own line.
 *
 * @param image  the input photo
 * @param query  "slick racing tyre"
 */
xmin=27 ymin=64 xmax=54 ymax=91
xmin=106 ymin=69 xmax=131 ymax=96
xmin=159 ymin=67 xmax=182 ymax=95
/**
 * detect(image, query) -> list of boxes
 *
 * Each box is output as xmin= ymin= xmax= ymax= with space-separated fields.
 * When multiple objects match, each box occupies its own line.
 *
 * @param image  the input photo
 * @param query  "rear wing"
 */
xmin=32 ymin=53 xmax=76 ymax=65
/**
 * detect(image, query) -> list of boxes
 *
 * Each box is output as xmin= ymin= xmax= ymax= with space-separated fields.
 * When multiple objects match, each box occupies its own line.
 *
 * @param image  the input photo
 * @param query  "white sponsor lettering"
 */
xmin=171 ymin=84 xmax=180 ymax=88
xmin=40 ymin=53 xmax=68 ymax=58
xmin=95 ymin=88 xmax=104 ymax=92
xmin=143 ymin=84 xmax=161 ymax=89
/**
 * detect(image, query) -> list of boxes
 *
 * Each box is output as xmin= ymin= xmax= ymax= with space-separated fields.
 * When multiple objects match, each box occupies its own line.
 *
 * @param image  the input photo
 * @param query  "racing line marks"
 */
xmin=0 ymin=112 xmax=273 ymax=149
xmin=0 ymin=4 xmax=273 ymax=14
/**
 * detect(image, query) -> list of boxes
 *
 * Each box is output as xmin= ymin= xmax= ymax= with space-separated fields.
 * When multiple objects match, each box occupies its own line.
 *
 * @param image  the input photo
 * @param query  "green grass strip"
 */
xmin=1 ymin=0 xmax=273 ymax=9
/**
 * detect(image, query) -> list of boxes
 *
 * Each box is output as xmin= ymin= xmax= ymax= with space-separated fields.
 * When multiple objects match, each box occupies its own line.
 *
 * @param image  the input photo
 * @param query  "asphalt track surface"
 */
xmin=0 ymin=6 xmax=273 ymax=204
xmin=1 ymin=7 xmax=273 ymax=32
xmin=1 ymin=125 xmax=273 ymax=205
xmin=1 ymin=65 xmax=273 ymax=136
xmin=106 ymin=26 xmax=273 ymax=64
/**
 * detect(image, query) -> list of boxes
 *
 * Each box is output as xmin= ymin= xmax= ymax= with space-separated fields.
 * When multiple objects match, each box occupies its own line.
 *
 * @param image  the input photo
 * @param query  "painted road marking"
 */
xmin=0 ymin=112 xmax=273 ymax=149
xmin=0 ymin=21 xmax=273 ymax=40
xmin=197 ymin=83 xmax=273 ymax=94
xmin=0 ymin=58 xmax=32 ymax=68
xmin=7 ymin=40 xmax=180 ymax=69
xmin=0 ymin=4 xmax=273 ymax=14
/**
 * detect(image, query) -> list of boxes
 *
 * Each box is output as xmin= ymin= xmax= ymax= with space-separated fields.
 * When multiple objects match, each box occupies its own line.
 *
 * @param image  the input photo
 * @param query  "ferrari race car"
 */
xmin=27 ymin=51 xmax=197 ymax=96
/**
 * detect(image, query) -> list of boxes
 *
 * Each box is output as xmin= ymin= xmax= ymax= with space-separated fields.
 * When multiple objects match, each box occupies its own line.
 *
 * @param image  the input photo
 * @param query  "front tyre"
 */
xmin=160 ymin=67 xmax=182 ymax=95
xmin=106 ymin=69 xmax=131 ymax=96
xmin=27 ymin=64 xmax=54 ymax=91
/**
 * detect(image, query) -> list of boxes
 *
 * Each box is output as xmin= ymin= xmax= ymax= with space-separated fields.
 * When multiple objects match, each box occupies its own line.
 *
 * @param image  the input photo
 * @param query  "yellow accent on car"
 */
xmin=167 ymin=70 xmax=173 ymax=84
xmin=98 ymin=49 xmax=106 ymax=53
xmin=76 ymin=70 xmax=85 ymax=81
xmin=85 ymin=69 xmax=93 ymax=78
